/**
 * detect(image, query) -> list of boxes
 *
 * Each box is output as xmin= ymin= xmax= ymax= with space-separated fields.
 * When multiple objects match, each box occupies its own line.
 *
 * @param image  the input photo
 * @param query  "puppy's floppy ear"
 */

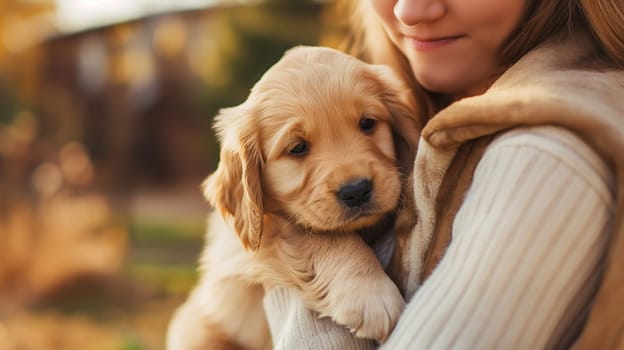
xmin=203 ymin=105 xmax=264 ymax=252
xmin=369 ymin=64 xmax=423 ymax=176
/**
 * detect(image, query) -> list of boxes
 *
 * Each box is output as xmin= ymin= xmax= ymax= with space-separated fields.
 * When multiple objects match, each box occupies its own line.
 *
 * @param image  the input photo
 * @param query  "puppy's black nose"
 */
xmin=337 ymin=179 xmax=373 ymax=208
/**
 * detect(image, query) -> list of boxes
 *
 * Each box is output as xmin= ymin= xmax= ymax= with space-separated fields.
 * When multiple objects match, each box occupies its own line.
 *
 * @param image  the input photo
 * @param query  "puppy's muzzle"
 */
xmin=337 ymin=178 xmax=373 ymax=208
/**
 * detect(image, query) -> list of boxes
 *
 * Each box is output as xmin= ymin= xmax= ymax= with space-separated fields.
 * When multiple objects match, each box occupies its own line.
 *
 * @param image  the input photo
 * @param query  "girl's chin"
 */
xmin=416 ymin=77 xmax=463 ymax=96
xmin=413 ymin=72 xmax=485 ymax=99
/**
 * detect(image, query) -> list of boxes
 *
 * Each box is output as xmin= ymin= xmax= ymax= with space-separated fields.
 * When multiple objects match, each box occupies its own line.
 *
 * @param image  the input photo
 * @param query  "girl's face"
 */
xmin=371 ymin=0 xmax=526 ymax=99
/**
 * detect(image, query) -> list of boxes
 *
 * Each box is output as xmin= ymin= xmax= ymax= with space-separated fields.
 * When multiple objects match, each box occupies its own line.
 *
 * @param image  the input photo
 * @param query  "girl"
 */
xmin=262 ymin=0 xmax=624 ymax=348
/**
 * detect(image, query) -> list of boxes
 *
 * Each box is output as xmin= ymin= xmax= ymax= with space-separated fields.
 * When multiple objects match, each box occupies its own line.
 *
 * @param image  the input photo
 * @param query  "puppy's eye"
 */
xmin=288 ymin=140 xmax=309 ymax=157
xmin=359 ymin=116 xmax=377 ymax=134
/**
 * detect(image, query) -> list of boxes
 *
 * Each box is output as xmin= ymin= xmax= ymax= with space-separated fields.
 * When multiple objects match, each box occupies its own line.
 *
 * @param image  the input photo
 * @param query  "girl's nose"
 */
xmin=393 ymin=0 xmax=446 ymax=26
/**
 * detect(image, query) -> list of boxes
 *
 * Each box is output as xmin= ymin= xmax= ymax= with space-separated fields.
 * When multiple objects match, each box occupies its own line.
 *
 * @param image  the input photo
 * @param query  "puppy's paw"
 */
xmin=328 ymin=275 xmax=405 ymax=342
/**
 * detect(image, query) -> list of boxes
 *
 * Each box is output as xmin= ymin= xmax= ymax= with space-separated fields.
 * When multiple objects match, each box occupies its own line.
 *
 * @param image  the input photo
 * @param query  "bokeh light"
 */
xmin=0 ymin=1 xmax=348 ymax=348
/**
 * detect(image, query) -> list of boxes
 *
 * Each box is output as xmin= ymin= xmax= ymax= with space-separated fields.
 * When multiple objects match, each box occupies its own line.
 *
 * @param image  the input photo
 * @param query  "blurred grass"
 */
xmin=129 ymin=219 xmax=204 ymax=245
xmin=124 ymin=218 xmax=205 ymax=349
xmin=127 ymin=218 xmax=204 ymax=295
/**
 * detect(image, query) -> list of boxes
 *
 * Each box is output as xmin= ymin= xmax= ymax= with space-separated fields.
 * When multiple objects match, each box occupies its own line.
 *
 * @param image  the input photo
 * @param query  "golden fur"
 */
xmin=167 ymin=46 xmax=421 ymax=349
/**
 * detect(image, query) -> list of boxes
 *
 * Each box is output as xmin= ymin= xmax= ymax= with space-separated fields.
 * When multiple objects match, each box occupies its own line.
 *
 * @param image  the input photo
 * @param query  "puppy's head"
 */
xmin=204 ymin=46 xmax=421 ymax=251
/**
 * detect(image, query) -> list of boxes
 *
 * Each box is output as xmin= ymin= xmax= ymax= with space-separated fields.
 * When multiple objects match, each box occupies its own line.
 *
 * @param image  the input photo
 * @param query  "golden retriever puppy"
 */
xmin=167 ymin=46 xmax=421 ymax=350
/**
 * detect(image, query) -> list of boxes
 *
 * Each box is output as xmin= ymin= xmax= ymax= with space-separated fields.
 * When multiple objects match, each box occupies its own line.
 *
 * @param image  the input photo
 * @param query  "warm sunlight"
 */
xmin=55 ymin=0 xmax=222 ymax=32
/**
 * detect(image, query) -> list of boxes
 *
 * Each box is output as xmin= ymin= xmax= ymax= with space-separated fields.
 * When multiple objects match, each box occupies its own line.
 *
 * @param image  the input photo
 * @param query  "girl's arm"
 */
xmin=385 ymin=126 xmax=614 ymax=349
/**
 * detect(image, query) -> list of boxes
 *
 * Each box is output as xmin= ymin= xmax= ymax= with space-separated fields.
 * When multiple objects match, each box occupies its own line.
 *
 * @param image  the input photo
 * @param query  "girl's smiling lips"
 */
xmin=403 ymin=35 xmax=465 ymax=51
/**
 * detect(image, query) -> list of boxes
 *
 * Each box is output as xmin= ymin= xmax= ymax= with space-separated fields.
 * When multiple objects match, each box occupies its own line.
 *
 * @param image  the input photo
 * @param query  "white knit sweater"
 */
xmin=262 ymin=126 xmax=614 ymax=349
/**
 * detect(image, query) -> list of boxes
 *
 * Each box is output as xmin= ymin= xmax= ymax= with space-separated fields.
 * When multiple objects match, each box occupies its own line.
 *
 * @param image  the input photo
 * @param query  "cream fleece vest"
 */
xmin=414 ymin=32 xmax=624 ymax=349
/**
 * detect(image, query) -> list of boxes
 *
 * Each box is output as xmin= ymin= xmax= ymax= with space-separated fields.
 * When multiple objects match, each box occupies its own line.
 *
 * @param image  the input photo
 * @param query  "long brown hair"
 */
xmin=500 ymin=0 xmax=624 ymax=67
xmin=580 ymin=0 xmax=624 ymax=66
xmin=342 ymin=0 xmax=624 ymax=115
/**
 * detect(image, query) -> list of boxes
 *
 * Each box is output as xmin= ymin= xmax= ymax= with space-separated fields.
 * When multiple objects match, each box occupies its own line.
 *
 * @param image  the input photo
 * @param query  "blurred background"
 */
xmin=0 ymin=0 xmax=348 ymax=348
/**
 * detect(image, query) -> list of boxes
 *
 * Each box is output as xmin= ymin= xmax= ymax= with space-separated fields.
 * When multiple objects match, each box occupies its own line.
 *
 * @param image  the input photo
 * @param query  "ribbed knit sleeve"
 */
xmin=385 ymin=127 xmax=614 ymax=349
xmin=262 ymin=126 xmax=614 ymax=349
xmin=262 ymin=287 xmax=377 ymax=350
